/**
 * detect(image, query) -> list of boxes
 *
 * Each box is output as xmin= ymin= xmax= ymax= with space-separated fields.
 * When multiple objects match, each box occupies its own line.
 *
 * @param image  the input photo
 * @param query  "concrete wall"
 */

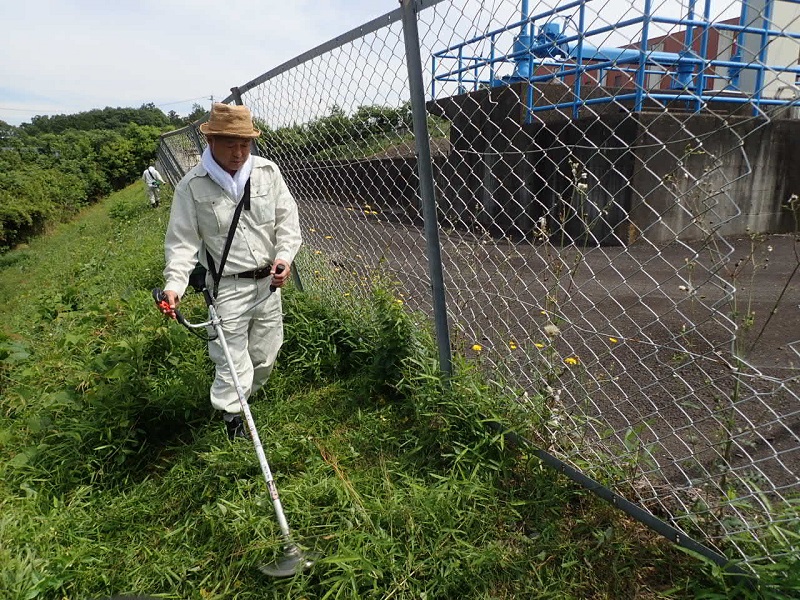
xmin=280 ymin=84 xmax=800 ymax=247
xmin=627 ymin=113 xmax=800 ymax=243
xmin=427 ymin=83 xmax=800 ymax=245
xmin=280 ymin=155 xmax=432 ymax=227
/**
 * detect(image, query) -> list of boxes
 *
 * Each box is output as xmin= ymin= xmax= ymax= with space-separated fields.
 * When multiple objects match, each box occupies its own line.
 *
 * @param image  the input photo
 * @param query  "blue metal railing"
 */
xmin=431 ymin=0 xmax=800 ymax=119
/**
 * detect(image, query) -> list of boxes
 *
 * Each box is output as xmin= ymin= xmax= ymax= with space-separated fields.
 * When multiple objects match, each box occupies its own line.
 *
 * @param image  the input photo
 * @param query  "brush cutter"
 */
xmin=153 ymin=268 xmax=318 ymax=577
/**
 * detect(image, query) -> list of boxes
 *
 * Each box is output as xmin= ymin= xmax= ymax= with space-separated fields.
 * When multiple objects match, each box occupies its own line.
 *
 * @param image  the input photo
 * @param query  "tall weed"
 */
xmin=0 ymin=183 xmax=786 ymax=599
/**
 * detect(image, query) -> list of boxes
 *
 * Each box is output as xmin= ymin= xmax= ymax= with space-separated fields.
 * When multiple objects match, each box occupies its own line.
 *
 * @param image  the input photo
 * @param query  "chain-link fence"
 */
xmin=157 ymin=0 xmax=800 ymax=573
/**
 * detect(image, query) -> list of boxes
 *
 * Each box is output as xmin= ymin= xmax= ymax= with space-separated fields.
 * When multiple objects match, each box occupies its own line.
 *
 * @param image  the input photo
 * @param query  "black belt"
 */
xmin=228 ymin=263 xmax=272 ymax=280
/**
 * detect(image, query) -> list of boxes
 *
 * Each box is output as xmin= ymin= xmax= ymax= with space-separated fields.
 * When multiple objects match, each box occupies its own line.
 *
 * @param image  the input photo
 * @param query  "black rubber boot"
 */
xmin=225 ymin=415 xmax=249 ymax=440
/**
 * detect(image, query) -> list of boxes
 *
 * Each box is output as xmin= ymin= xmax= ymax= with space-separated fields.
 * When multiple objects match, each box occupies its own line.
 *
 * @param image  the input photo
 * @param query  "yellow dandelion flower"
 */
xmin=564 ymin=357 xmax=579 ymax=366
xmin=314 ymin=270 xmax=320 ymax=275
xmin=609 ymin=337 xmax=618 ymax=343
xmin=325 ymin=235 xmax=333 ymax=239
xmin=314 ymin=250 xmax=322 ymax=255
xmin=309 ymin=228 xmax=317 ymax=233
xmin=395 ymin=299 xmax=403 ymax=305
xmin=534 ymin=343 xmax=544 ymax=349
xmin=509 ymin=341 xmax=517 ymax=350
xmin=540 ymin=310 xmax=547 ymax=315
xmin=472 ymin=344 xmax=483 ymax=352
xmin=344 ymin=292 xmax=351 ymax=297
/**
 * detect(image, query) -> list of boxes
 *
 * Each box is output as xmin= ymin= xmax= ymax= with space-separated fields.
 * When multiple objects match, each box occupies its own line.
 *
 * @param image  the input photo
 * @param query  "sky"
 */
xmin=0 ymin=0 xmax=399 ymax=126
xmin=1 ymin=1 xmax=749 ymax=128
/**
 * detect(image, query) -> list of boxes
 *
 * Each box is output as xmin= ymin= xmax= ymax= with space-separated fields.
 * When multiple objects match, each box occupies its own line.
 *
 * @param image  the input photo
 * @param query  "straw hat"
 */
xmin=199 ymin=103 xmax=261 ymax=138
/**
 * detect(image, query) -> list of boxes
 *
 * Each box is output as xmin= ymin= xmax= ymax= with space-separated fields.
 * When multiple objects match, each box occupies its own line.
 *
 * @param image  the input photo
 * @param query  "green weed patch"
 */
xmin=0 ymin=184 xmax=791 ymax=599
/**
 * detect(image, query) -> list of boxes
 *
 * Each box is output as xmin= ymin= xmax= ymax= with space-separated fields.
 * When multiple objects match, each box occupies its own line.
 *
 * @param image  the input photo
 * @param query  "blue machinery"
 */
xmin=432 ymin=0 xmax=800 ymax=118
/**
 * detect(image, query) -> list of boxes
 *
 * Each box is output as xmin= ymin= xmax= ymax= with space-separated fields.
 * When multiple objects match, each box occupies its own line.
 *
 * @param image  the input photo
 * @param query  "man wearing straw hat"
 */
xmin=158 ymin=102 xmax=302 ymax=440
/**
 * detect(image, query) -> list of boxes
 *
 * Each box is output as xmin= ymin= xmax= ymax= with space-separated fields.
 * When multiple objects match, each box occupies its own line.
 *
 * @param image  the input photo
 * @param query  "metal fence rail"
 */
xmin=432 ymin=0 xmax=800 ymax=116
xmin=158 ymin=0 xmax=800 ymax=573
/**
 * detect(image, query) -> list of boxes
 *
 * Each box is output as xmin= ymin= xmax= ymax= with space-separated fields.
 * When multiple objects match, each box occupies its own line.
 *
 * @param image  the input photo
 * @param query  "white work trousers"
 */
xmin=147 ymin=185 xmax=160 ymax=205
xmin=207 ymin=276 xmax=283 ymax=414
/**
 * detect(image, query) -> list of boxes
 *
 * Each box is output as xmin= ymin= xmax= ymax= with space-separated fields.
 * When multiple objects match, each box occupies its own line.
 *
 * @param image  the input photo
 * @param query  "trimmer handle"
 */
xmin=269 ymin=264 xmax=286 ymax=293
xmin=152 ymin=288 xmax=188 ymax=326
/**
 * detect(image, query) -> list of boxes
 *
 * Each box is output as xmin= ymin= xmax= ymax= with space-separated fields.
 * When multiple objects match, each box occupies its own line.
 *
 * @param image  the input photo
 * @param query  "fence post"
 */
xmin=155 ymin=146 xmax=180 ymax=187
xmin=158 ymin=141 xmax=185 ymax=184
xmin=187 ymin=124 xmax=205 ymax=157
xmin=230 ymin=87 xmax=260 ymax=158
xmin=231 ymin=86 xmax=304 ymax=292
xmin=401 ymin=0 xmax=452 ymax=378
xmin=229 ymin=86 xmax=244 ymax=104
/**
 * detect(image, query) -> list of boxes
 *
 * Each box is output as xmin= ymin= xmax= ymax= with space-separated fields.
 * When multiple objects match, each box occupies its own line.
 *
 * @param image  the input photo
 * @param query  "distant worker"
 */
xmin=157 ymin=103 xmax=302 ymax=440
xmin=142 ymin=162 xmax=166 ymax=207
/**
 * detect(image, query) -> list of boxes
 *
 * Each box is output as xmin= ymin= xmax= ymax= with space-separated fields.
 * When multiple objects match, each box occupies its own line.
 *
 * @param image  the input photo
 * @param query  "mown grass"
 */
xmin=0 ymin=182 xmax=793 ymax=599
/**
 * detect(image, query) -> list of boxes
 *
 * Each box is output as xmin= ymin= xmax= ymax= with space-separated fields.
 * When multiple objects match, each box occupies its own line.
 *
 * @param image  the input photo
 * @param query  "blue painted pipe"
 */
xmin=565 ymin=44 xmax=697 ymax=89
xmin=512 ymin=21 xmax=697 ymax=89
xmin=512 ymin=0 xmax=532 ymax=78
xmin=564 ymin=43 xmax=683 ymax=66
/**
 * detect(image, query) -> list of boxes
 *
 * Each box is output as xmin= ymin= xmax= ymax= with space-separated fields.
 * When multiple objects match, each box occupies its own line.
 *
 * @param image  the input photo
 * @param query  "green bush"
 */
xmin=0 ymin=108 xmax=168 ymax=251
xmin=1 ymin=181 xmax=792 ymax=600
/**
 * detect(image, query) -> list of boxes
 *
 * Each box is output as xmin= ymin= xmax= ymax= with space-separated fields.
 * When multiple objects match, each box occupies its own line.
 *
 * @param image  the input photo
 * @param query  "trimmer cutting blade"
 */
xmin=258 ymin=544 xmax=320 ymax=578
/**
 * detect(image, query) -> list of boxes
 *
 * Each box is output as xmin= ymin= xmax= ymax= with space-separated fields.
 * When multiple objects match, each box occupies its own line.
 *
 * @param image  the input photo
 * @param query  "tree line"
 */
xmin=0 ymin=104 xmax=180 ymax=251
xmin=257 ymin=104 xmax=415 ymax=161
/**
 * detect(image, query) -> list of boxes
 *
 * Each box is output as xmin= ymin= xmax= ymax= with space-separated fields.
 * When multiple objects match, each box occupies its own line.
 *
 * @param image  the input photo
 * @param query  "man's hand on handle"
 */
xmin=154 ymin=289 xmax=181 ymax=320
xmin=155 ymin=261 xmax=287 ymax=320
xmin=270 ymin=260 xmax=291 ymax=289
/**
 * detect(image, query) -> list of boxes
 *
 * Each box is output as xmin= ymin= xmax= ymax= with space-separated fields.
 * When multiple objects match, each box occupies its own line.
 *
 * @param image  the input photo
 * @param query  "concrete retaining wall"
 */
xmin=280 ymin=84 xmax=800 ymax=246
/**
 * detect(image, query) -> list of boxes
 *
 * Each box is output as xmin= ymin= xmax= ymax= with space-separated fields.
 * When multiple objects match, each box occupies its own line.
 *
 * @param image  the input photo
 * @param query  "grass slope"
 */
xmin=0 ymin=182 xmax=787 ymax=599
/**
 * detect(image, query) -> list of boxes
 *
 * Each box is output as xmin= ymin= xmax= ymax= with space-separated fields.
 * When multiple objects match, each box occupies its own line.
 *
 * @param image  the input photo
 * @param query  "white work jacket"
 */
xmin=163 ymin=156 xmax=302 ymax=298
xmin=142 ymin=166 xmax=164 ymax=187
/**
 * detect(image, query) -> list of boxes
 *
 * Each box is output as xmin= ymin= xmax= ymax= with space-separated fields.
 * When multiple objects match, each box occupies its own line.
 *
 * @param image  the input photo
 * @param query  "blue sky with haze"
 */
xmin=0 ymin=0 xmax=397 ymax=126
xmin=1 ymin=0 xmax=748 ymax=127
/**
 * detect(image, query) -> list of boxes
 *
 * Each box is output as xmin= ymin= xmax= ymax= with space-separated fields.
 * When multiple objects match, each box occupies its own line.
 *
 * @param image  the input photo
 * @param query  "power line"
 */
xmin=0 ymin=106 xmax=64 ymax=113
xmin=1 ymin=95 xmax=211 ymax=115
xmin=156 ymin=95 xmax=212 ymax=107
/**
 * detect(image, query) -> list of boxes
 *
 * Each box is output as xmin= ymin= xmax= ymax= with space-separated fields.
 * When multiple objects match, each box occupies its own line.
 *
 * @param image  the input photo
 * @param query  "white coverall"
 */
xmin=142 ymin=166 xmax=165 ymax=206
xmin=163 ymin=157 xmax=302 ymax=414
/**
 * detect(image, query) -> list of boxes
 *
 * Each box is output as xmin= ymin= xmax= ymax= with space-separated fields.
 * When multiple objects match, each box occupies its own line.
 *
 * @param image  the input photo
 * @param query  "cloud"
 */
xmin=0 ymin=0 xmax=392 ymax=124
xmin=1 ymin=0 xmax=747 ymax=126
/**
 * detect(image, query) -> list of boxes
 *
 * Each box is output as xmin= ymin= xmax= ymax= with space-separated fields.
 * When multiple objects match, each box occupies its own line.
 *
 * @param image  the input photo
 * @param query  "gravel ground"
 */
xmin=297 ymin=195 xmax=800 ymax=529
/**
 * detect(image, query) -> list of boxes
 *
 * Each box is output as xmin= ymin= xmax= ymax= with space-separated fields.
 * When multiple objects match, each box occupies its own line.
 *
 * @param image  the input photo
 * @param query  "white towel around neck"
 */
xmin=201 ymin=146 xmax=253 ymax=202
